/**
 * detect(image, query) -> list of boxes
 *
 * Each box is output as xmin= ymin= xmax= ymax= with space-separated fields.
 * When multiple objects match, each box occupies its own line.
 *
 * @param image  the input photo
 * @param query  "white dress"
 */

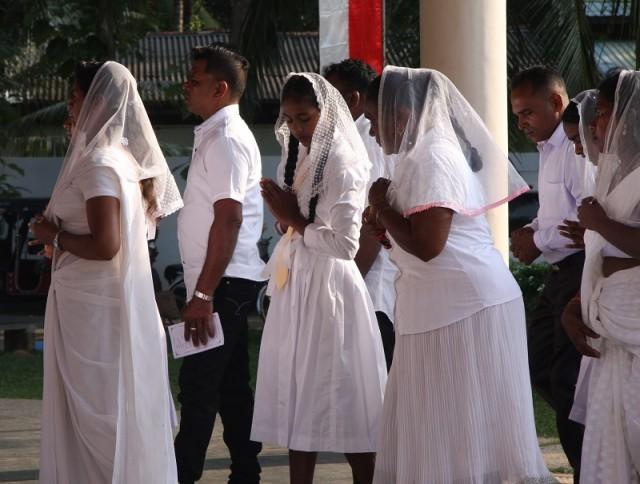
xmin=373 ymin=138 xmax=554 ymax=483
xmin=39 ymin=148 xmax=177 ymax=483
xmin=251 ymin=138 xmax=387 ymax=453
xmin=571 ymin=163 xmax=640 ymax=484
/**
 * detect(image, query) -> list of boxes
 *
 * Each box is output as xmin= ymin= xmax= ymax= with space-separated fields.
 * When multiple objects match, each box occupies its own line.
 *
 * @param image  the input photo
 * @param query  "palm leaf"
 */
xmin=509 ymin=0 xmax=600 ymax=94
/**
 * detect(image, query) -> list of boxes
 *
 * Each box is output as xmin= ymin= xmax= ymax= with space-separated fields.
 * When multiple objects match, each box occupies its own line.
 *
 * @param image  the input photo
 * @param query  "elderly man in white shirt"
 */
xmin=325 ymin=59 xmax=397 ymax=370
xmin=510 ymin=66 xmax=596 ymax=483
xmin=174 ymin=44 xmax=265 ymax=484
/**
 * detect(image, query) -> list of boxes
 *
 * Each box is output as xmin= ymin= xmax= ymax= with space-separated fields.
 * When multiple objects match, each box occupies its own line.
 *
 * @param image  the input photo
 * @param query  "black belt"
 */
xmin=550 ymin=251 xmax=585 ymax=272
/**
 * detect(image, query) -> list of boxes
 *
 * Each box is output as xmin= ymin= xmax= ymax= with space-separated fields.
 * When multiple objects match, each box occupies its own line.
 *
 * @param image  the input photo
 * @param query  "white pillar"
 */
xmin=420 ymin=0 xmax=510 ymax=260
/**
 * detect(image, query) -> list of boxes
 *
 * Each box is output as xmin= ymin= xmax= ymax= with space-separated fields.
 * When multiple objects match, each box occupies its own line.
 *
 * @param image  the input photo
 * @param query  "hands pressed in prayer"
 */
xmin=510 ymin=226 xmax=541 ymax=265
xmin=182 ymin=298 xmax=215 ymax=346
xmin=578 ymin=197 xmax=608 ymax=232
xmin=260 ymin=178 xmax=309 ymax=234
xmin=561 ymin=297 xmax=601 ymax=358
xmin=558 ymin=219 xmax=586 ymax=249
xmin=368 ymin=177 xmax=391 ymax=209
xmin=363 ymin=206 xmax=391 ymax=249
xmin=363 ymin=206 xmax=385 ymax=235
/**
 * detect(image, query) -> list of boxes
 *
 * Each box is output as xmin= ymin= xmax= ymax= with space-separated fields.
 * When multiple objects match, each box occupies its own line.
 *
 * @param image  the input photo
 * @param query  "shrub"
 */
xmin=510 ymin=260 xmax=551 ymax=314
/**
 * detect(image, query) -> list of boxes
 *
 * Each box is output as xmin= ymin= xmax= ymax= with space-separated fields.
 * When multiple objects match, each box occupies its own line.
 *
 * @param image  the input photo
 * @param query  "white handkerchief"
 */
xmin=168 ymin=313 xmax=224 ymax=358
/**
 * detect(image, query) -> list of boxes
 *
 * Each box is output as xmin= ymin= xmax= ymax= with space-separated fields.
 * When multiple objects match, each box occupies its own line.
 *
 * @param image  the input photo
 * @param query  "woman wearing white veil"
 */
xmin=251 ymin=73 xmax=387 ymax=483
xmin=31 ymin=61 xmax=182 ymax=483
xmin=558 ymin=90 xmax=599 ymax=264
xmin=562 ymin=71 xmax=640 ymax=483
xmin=365 ymin=66 xmax=554 ymax=483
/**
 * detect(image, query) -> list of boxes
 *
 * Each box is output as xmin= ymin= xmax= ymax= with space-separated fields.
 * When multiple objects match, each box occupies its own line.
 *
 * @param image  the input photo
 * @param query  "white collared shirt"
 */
xmin=178 ymin=104 xmax=265 ymax=296
xmin=530 ymin=123 xmax=596 ymax=264
xmin=355 ymin=115 xmax=397 ymax=320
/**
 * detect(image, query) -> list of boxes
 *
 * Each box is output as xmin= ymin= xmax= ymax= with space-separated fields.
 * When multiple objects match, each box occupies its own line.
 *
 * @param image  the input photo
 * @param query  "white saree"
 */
xmin=576 ymin=165 xmax=640 ymax=483
xmin=39 ymin=63 xmax=182 ymax=483
xmin=573 ymin=70 xmax=640 ymax=483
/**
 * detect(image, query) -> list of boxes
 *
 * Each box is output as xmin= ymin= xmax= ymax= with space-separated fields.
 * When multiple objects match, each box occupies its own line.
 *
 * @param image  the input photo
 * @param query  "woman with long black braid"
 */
xmin=251 ymin=73 xmax=387 ymax=484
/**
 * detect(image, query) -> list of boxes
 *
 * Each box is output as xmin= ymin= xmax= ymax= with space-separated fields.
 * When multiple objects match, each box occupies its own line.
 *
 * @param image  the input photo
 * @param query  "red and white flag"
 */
xmin=319 ymin=0 xmax=384 ymax=74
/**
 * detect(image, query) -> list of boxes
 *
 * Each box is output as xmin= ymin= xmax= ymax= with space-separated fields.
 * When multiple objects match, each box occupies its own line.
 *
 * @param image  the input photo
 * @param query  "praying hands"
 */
xmin=260 ymin=178 xmax=309 ymax=235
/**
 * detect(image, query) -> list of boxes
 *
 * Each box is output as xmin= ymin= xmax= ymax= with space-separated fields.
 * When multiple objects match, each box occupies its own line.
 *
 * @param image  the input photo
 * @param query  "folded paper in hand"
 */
xmin=168 ymin=313 xmax=224 ymax=358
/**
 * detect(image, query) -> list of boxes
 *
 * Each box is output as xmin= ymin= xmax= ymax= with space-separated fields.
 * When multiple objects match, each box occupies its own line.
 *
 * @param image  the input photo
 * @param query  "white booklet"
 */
xmin=168 ymin=313 xmax=224 ymax=358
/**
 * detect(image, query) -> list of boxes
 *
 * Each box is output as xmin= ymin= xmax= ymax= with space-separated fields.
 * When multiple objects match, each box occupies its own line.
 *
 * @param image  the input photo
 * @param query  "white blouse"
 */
xmin=52 ymin=165 xmax=120 ymax=271
xmin=388 ymin=135 xmax=521 ymax=335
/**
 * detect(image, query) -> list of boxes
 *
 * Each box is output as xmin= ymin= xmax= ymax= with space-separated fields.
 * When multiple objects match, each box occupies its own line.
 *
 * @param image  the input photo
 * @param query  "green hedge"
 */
xmin=510 ymin=261 xmax=551 ymax=314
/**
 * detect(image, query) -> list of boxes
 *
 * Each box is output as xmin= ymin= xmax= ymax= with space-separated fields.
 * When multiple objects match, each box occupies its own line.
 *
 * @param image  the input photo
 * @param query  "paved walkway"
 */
xmin=0 ymin=399 xmax=572 ymax=483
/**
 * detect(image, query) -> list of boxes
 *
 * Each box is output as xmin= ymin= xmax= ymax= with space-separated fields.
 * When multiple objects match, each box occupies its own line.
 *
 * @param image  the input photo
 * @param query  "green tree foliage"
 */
xmin=0 ymin=0 xmax=178 ymax=194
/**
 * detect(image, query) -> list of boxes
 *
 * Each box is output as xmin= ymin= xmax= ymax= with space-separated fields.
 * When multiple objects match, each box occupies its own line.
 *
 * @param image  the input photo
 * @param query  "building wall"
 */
xmin=2 ymin=122 xmax=542 ymax=289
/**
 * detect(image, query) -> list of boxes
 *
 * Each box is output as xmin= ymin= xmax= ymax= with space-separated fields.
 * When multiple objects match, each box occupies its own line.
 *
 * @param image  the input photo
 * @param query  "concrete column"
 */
xmin=420 ymin=0 xmax=510 ymax=260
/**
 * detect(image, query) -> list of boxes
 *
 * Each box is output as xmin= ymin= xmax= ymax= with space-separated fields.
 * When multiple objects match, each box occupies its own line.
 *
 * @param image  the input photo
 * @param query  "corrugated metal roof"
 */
xmin=14 ymin=28 xmax=631 ymax=105
xmin=585 ymin=0 xmax=631 ymax=17
xmin=12 ymin=30 xmax=413 ymax=105
xmin=595 ymin=40 xmax=636 ymax=73
xmin=127 ymin=31 xmax=227 ymax=103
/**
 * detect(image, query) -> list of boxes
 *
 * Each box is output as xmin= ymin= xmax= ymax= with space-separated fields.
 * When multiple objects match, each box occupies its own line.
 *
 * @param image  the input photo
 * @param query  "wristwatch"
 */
xmin=193 ymin=290 xmax=213 ymax=302
xmin=52 ymin=230 xmax=63 ymax=251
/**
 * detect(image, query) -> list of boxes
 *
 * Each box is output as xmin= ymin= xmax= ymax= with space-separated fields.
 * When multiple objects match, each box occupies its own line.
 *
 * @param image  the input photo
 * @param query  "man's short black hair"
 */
xmin=323 ymin=59 xmax=377 ymax=94
xmin=511 ymin=65 xmax=567 ymax=95
xmin=191 ymin=43 xmax=249 ymax=99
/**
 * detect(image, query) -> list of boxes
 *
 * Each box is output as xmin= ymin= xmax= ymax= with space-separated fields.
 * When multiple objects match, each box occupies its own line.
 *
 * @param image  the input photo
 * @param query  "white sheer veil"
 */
xmin=581 ymin=70 xmax=640 ymax=331
xmin=598 ymin=70 xmax=640 ymax=197
xmin=275 ymin=72 xmax=369 ymax=217
xmin=42 ymin=61 xmax=179 ymax=481
xmin=45 ymin=61 xmax=182 ymax=224
xmin=572 ymin=89 xmax=599 ymax=165
xmin=378 ymin=66 xmax=529 ymax=215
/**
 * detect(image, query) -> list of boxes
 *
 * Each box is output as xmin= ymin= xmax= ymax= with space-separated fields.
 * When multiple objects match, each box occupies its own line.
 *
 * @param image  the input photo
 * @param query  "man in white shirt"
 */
xmin=325 ymin=59 xmax=396 ymax=370
xmin=175 ymin=44 xmax=265 ymax=484
xmin=510 ymin=66 xmax=596 ymax=483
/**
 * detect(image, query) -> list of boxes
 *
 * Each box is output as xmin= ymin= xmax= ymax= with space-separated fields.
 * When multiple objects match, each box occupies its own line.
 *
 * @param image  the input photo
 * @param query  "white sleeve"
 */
xmin=565 ymin=152 xmax=596 ymax=204
xmin=401 ymin=147 xmax=469 ymax=217
xmin=203 ymin=137 xmax=251 ymax=205
xmin=303 ymin=162 xmax=366 ymax=260
xmin=75 ymin=166 xmax=120 ymax=201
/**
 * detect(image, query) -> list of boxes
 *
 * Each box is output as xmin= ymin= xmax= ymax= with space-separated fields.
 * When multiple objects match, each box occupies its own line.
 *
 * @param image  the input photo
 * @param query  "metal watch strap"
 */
xmin=52 ymin=230 xmax=63 ymax=250
xmin=193 ymin=290 xmax=213 ymax=302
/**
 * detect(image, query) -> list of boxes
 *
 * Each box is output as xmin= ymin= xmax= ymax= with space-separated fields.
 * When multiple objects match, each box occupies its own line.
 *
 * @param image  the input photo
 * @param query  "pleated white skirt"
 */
xmin=373 ymin=297 xmax=555 ymax=484
xmin=251 ymin=249 xmax=387 ymax=453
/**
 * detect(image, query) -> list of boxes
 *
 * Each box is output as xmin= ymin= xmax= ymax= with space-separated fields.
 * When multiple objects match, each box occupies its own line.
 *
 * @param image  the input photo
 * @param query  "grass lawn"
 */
xmin=0 ymin=328 xmax=559 ymax=440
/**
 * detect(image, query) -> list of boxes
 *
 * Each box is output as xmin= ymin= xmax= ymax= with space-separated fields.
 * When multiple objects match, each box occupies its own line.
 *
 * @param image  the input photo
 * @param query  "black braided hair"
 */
xmin=281 ymin=75 xmax=321 ymax=222
xmin=283 ymin=135 xmax=299 ymax=189
xmin=308 ymin=195 xmax=319 ymax=223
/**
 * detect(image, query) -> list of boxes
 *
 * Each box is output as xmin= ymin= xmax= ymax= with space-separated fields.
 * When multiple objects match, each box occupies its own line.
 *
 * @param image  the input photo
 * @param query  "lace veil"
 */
xmin=274 ymin=72 xmax=369 ymax=217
